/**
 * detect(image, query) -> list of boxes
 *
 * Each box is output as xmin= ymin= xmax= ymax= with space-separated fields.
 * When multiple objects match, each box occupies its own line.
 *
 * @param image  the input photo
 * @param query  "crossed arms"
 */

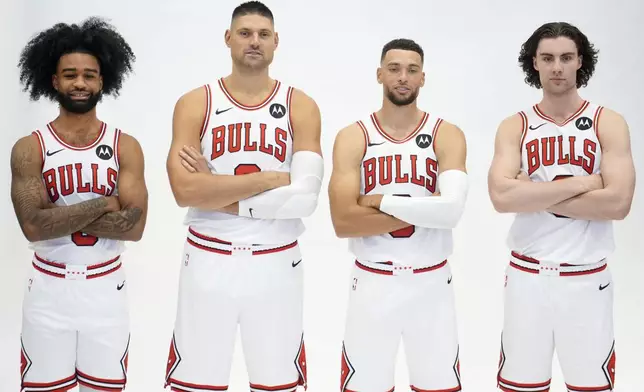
xmin=166 ymin=85 xmax=323 ymax=219
xmin=328 ymin=120 xmax=469 ymax=238
xmin=10 ymin=133 xmax=148 ymax=243
xmin=487 ymin=108 xmax=635 ymax=220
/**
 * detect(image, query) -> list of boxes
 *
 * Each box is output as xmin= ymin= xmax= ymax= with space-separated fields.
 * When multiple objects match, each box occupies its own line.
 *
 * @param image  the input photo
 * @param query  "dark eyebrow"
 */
xmin=539 ymin=52 xmax=575 ymax=57
xmin=61 ymin=68 xmax=99 ymax=73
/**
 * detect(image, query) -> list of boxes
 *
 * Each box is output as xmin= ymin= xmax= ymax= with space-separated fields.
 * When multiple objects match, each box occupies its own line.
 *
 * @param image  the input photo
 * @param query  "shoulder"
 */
xmin=495 ymin=112 xmax=527 ymax=141
xmin=10 ymin=133 xmax=42 ymax=173
xmin=175 ymin=85 xmax=210 ymax=112
xmin=289 ymin=87 xmax=320 ymax=116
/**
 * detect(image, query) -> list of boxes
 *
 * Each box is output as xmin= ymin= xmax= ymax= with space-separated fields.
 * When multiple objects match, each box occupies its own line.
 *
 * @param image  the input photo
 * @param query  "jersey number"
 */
xmin=389 ymin=194 xmax=415 ymax=238
xmin=551 ymin=175 xmax=573 ymax=219
xmin=235 ymin=164 xmax=261 ymax=176
xmin=71 ymin=231 xmax=99 ymax=246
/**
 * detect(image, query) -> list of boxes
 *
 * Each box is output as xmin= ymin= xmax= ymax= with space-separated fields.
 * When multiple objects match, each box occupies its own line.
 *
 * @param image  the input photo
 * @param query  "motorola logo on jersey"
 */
xmin=96 ymin=145 xmax=114 ymax=160
xmin=575 ymin=117 xmax=593 ymax=130
xmin=363 ymin=154 xmax=438 ymax=194
xmin=415 ymin=134 xmax=432 ymax=149
xmin=43 ymin=163 xmax=118 ymax=203
xmin=269 ymin=103 xmax=286 ymax=119
xmin=210 ymin=122 xmax=288 ymax=163
xmin=525 ymin=135 xmax=597 ymax=175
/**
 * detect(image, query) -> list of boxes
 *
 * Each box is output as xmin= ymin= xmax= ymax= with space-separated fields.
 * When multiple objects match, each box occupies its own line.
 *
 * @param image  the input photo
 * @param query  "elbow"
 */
xmin=330 ymin=215 xmax=352 ymax=238
xmin=170 ymin=182 xmax=196 ymax=208
xmin=489 ymin=192 xmax=512 ymax=213
xmin=611 ymin=200 xmax=632 ymax=220
xmin=22 ymin=222 xmax=42 ymax=242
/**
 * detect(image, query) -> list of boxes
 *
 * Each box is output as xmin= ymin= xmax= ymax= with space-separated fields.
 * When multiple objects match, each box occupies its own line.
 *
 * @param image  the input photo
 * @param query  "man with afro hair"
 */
xmin=11 ymin=16 xmax=148 ymax=392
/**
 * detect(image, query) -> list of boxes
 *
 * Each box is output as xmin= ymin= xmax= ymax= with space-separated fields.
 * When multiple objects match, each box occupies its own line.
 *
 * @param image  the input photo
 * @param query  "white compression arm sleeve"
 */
xmin=379 ymin=169 xmax=468 ymax=229
xmin=238 ymin=151 xmax=324 ymax=219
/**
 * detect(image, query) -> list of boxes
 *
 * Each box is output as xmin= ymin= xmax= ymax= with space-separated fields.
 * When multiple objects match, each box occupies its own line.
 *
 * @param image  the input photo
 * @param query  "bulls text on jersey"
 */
xmin=524 ymin=135 xmax=597 ymax=175
xmin=363 ymin=154 xmax=438 ymax=194
xmin=44 ymin=163 xmax=118 ymax=202
xmin=210 ymin=122 xmax=288 ymax=163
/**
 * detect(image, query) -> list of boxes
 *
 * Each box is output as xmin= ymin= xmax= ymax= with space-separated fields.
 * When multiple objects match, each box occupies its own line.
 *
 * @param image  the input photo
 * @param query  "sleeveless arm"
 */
xmin=10 ymin=134 xmax=116 ymax=242
xmin=487 ymin=113 xmax=600 ymax=213
xmin=81 ymin=133 xmax=149 ymax=240
xmin=236 ymin=89 xmax=323 ymax=219
xmin=166 ymin=86 xmax=288 ymax=209
xmin=328 ymin=123 xmax=410 ymax=238
xmin=376 ymin=122 xmax=468 ymax=229
xmin=546 ymin=109 xmax=635 ymax=220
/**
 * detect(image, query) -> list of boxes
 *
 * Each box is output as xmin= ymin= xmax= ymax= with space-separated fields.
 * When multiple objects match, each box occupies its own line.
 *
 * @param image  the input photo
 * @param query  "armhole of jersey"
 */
xmin=199 ymin=84 xmax=212 ymax=141
xmin=593 ymin=106 xmax=604 ymax=139
xmin=286 ymin=86 xmax=295 ymax=139
xmin=357 ymin=120 xmax=370 ymax=159
xmin=518 ymin=111 xmax=528 ymax=153
xmin=431 ymin=117 xmax=443 ymax=154
xmin=32 ymin=130 xmax=46 ymax=170
xmin=113 ymin=128 xmax=122 ymax=169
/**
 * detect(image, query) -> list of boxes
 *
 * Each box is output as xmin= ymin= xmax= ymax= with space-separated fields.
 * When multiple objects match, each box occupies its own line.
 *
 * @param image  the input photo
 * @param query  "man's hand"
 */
xmin=179 ymin=145 xmax=211 ymax=174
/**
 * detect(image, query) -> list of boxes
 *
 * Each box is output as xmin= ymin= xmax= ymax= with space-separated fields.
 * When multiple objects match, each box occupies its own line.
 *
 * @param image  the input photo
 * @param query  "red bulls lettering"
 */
xmin=44 ymin=163 xmax=117 ymax=203
xmin=526 ymin=136 xmax=597 ymax=175
xmin=210 ymin=122 xmax=288 ymax=162
xmin=363 ymin=154 xmax=438 ymax=194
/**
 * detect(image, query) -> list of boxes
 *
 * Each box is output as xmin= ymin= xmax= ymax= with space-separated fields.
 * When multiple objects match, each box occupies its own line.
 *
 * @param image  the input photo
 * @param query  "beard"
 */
xmin=56 ymin=90 xmax=102 ymax=114
xmin=385 ymin=86 xmax=419 ymax=106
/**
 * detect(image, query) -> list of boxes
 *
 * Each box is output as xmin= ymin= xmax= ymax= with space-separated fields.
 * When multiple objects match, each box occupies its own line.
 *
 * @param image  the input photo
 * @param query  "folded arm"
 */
xmin=167 ymin=86 xmax=287 ymax=209
xmin=82 ymin=133 xmax=149 ymax=241
xmin=329 ymin=123 xmax=409 ymax=238
xmin=487 ymin=113 xmax=600 ymax=213
xmin=237 ymin=89 xmax=324 ymax=219
xmin=546 ymin=109 xmax=635 ymax=220
xmin=376 ymin=122 xmax=468 ymax=229
xmin=10 ymin=134 xmax=117 ymax=242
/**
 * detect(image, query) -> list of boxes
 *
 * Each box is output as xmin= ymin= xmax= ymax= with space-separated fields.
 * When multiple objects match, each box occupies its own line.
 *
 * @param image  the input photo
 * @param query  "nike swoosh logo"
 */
xmin=292 ymin=259 xmax=302 ymax=267
xmin=248 ymin=208 xmax=254 ymax=218
xmin=529 ymin=123 xmax=547 ymax=130
xmin=447 ymin=276 xmax=453 ymax=284
xmin=46 ymin=149 xmax=64 ymax=156
xmin=117 ymin=281 xmax=125 ymax=290
xmin=215 ymin=107 xmax=232 ymax=115
xmin=599 ymin=283 xmax=610 ymax=291
xmin=367 ymin=141 xmax=385 ymax=147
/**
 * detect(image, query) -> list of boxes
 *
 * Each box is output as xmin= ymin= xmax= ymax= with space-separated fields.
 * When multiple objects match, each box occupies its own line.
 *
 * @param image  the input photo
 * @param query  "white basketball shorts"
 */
xmin=341 ymin=258 xmax=462 ymax=392
xmin=165 ymin=228 xmax=307 ymax=392
xmin=21 ymin=253 xmax=130 ymax=392
xmin=498 ymin=252 xmax=616 ymax=392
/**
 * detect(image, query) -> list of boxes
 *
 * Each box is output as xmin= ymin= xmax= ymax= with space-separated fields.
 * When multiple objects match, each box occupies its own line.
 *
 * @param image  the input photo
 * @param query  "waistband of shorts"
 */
xmin=355 ymin=258 xmax=447 ymax=276
xmin=32 ymin=253 xmax=122 ymax=280
xmin=509 ymin=251 xmax=607 ymax=276
xmin=187 ymin=227 xmax=298 ymax=256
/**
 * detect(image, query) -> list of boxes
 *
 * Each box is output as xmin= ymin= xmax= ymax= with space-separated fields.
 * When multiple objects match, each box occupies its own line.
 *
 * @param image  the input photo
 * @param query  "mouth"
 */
xmin=394 ymin=86 xmax=411 ymax=94
xmin=69 ymin=91 xmax=90 ymax=100
xmin=245 ymin=50 xmax=263 ymax=57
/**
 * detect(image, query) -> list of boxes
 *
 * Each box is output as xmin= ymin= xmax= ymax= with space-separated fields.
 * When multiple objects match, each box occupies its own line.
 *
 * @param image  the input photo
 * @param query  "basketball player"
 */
xmin=328 ymin=38 xmax=468 ymax=392
xmin=488 ymin=22 xmax=635 ymax=392
xmin=164 ymin=2 xmax=323 ymax=391
xmin=11 ymin=18 xmax=147 ymax=392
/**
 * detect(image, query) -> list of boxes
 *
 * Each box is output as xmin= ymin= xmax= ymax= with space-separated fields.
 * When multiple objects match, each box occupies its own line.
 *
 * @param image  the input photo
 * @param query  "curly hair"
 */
xmin=518 ymin=22 xmax=599 ymax=89
xmin=17 ymin=16 xmax=135 ymax=101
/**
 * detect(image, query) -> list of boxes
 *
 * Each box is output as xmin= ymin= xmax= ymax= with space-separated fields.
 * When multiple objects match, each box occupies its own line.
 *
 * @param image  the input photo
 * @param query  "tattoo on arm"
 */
xmin=82 ymin=207 xmax=143 ymax=239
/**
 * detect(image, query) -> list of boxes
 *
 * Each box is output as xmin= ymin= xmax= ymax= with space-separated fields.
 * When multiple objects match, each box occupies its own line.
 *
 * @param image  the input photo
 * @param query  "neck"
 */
xmin=52 ymin=108 xmax=100 ymax=134
xmin=378 ymin=98 xmax=421 ymax=132
xmin=226 ymin=66 xmax=272 ymax=95
xmin=538 ymin=88 xmax=584 ymax=120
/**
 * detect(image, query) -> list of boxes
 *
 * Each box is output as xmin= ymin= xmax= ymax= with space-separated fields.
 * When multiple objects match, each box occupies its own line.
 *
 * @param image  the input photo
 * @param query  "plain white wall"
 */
xmin=2 ymin=0 xmax=642 ymax=391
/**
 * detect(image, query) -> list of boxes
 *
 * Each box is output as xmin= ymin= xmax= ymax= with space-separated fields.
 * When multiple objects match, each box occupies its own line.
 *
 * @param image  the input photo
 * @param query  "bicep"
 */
xmin=167 ymin=89 xmax=206 ymax=184
xmin=488 ymin=116 xmax=524 ymax=190
xmin=328 ymin=127 xmax=363 ymax=212
xmin=290 ymin=89 xmax=322 ymax=155
xmin=434 ymin=122 xmax=467 ymax=173
xmin=117 ymin=134 xmax=148 ymax=210
xmin=598 ymin=111 xmax=635 ymax=193
xmin=10 ymin=136 xmax=48 ymax=223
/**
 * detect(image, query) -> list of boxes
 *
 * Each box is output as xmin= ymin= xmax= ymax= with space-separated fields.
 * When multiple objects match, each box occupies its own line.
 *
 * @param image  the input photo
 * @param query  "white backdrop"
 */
xmin=1 ymin=0 xmax=643 ymax=391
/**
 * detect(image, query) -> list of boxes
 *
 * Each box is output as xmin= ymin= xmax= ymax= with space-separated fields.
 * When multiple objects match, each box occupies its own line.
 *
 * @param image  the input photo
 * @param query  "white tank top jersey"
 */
xmin=507 ymin=100 xmax=614 ymax=264
xmin=183 ymin=78 xmax=305 ymax=244
xmin=29 ymin=122 xmax=125 ymax=265
xmin=348 ymin=111 xmax=453 ymax=266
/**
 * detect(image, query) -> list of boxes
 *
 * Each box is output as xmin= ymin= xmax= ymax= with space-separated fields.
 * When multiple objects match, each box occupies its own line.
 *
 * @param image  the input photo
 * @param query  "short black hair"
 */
xmin=518 ymin=21 xmax=599 ymax=89
xmin=381 ymin=38 xmax=424 ymax=63
xmin=232 ymin=1 xmax=274 ymax=23
xmin=18 ymin=16 xmax=136 ymax=101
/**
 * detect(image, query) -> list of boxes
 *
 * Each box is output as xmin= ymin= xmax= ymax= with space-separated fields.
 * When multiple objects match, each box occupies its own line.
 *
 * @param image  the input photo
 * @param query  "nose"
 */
xmin=249 ymin=32 xmax=260 ymax=46
xmin=552 ymin=59 xmax=563 ymax=73
xmin=72 ymin=77 xmax=87 ymax=90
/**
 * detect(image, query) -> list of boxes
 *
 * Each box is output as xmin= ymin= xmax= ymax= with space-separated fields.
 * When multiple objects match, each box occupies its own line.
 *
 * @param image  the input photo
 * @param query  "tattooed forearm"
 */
xmin=23 ymin=197 xmax=109 ymax=241
xmin=82 ymin=207 xmax=143 ymax=239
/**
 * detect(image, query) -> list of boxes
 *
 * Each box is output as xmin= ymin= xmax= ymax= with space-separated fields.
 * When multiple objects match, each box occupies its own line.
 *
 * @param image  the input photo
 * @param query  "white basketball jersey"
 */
xmin=184 ymin=78 xmax=304 ymax=244
xmin=29 ymin=121 xmax=125 ymax=265
xmin=507 ymin=101 xmax=614 ymax=264
xmin=348 ymin=111 xmax=453 ymax=266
